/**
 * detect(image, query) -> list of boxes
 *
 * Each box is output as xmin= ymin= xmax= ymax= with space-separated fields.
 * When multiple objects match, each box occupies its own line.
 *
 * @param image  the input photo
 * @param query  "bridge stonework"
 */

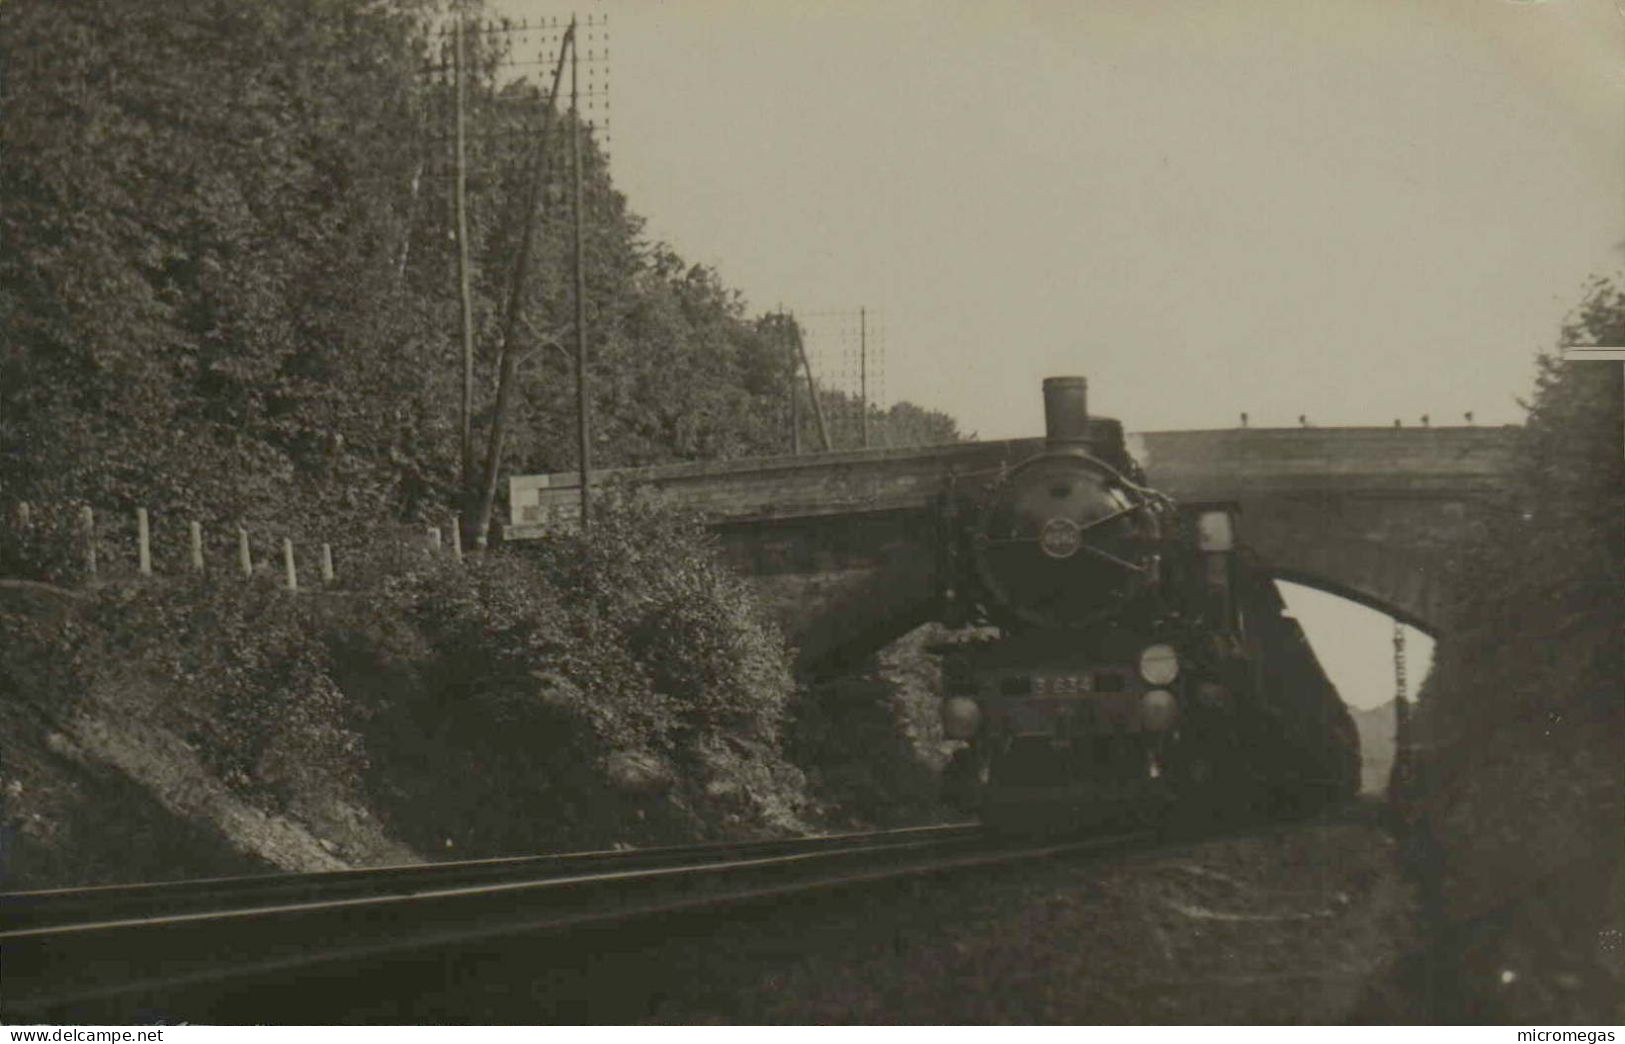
xmin=508 ymin=427 xmax=1515 ymax=671
xmin=1130 ymin=428 xmax=1512 ymax=632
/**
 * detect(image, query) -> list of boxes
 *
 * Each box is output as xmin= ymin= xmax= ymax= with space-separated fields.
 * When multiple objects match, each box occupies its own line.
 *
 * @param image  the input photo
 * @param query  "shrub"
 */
xmin=787 ymin=625 xmax=955 ymax=828
xmin=330 ymin=499 xmax=811 ymax=853
xmin=2 ymin=499 xmax=813 ymax=867
xmin=82 ymin=577 xmax=368 ymax=810
xmin=1404 ymin=280 xmax=1623 ymax=1022
xmin=0 ymin=501 xmax=97 ymax=585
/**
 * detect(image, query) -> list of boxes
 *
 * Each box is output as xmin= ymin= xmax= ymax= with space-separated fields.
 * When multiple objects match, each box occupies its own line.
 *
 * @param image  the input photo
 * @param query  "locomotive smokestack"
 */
xmin=1043 ymin=376 xmax=1089 ymax=448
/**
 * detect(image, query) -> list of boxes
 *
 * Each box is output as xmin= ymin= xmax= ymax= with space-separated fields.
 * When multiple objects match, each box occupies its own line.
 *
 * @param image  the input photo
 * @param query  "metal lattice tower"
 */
xmin=534 ymin=12 xmax=610 ymax=159
xmin=797 ymin=308 xmax=885 ymax=450
xmin=422 ymin=10 xmax=611 ymax=170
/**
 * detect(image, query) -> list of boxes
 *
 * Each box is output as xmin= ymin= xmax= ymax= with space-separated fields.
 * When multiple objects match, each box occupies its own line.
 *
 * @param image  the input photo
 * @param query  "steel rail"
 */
xmin=2 ymin=821 xmax=981 ymax=929
xmin=4 ymin=833 xmax=977 ymax=940
xmin=3 ymin=826 xmax=1151 ymax=1019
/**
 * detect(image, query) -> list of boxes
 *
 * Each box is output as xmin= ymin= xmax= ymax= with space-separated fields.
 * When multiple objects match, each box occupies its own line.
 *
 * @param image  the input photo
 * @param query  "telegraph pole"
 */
xmin=571 ymin=18 xmax=591 ymax=531
xmin=859 ymin=307 xmax=869 ymax=448
xmin=468 ymin=19 xmax=572 ymax=549
xmin=785 ymin=311 xmax=801 ymax=455
xmin=453 ymin=14 xmax=476 ymax=488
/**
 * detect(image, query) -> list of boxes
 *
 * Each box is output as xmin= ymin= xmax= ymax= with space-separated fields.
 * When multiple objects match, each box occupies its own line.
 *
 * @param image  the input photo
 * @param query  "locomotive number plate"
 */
xmin=1032 ymin=673 xmax=1091 ymax=696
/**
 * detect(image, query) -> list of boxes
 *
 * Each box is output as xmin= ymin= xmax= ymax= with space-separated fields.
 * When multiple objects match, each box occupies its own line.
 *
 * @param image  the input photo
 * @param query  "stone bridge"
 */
xmin=507 ymin=426 xmax=1515 ymax=672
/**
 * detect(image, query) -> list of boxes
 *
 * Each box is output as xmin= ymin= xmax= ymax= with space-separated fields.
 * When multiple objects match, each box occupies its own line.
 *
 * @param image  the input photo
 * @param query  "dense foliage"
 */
xmin=352 ymin=501 xmax=810 ymax=850
xmin=1407 ymin=277 xmax=1623 ymax=1022
xmin=0 ymin=502 xmax=812 ymax=868
xmin=0 ymin=0 xmax=966 ymax=882
xmin=0 ymin=0 xmax=958 ymax=556
xmin=1 ymin=0 xmax=439 ymax=535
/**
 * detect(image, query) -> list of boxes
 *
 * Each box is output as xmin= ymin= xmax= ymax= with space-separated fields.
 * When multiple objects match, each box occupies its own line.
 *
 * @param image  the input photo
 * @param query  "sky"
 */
xmin=489 ymin=0 xmax=1621 ymax=707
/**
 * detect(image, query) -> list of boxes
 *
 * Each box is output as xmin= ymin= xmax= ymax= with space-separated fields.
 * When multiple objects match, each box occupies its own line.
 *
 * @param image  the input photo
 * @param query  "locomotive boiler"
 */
xmin=938 ymin=377 xmax=1358 ymax=827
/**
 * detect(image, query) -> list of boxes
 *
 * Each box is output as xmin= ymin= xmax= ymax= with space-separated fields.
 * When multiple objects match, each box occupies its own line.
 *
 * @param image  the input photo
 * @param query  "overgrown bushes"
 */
xmin=1403 ymin=279 xmax=1624 ymax=1023
xmin=787 ymin=625 xmax=955 ymax=828
xmin=1 ymin=574 xmax=371 ymax=813
xmin=0 ymin=500 xmax=817 ymax=874
xmin=345 ymin=501 xmax=811 ymax=853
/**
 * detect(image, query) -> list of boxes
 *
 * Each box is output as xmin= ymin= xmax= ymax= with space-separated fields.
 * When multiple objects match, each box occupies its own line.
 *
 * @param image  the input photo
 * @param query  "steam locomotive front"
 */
xmin=942 ymin=377 xmax=1195 ymax=824
xmin=972 ymin=453 xmax=1162 ymax=630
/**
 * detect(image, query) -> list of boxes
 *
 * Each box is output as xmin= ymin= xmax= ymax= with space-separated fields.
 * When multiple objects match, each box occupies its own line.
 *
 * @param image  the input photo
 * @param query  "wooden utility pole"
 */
xmin=454 ymin=15 xmax=477 ymax=488
xmin=469 ymin=22 xmax=573 ymax=549
xmin=571 ymin=17 xmax=591 ymax=532
xmin=860 ymin=307 xmax=869 ymax=448
xmin=786 ymin=312 xmax=801 ymax=455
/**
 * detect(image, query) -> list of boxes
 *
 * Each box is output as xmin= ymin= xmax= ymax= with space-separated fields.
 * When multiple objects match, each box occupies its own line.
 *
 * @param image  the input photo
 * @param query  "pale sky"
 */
xmin=491 ymin=0 xmax=1621 ymax=707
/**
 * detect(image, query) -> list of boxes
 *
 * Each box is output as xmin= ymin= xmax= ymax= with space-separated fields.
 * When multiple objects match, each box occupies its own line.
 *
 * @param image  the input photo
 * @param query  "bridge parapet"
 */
xmin=506 ymin=437 xmax=1045 ymax=535
xmin=508 ymin=427 xmax=1515 ymax=533
xmin=1135 ymin=427 xmax=1515 ymax=496
xmin=506 ymin=426 xmax=1518 ymax=665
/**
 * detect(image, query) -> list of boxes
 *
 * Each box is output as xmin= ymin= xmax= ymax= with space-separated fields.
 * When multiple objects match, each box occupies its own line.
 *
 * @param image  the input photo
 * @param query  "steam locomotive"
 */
xmin=937 ymin=378 xmax=1358 ymax=828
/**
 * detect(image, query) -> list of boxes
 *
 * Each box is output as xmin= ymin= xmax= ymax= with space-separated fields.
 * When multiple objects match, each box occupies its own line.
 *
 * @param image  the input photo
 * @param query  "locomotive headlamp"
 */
xmin=1138 ymin=644 xmax=1179 ymax=685
xmin=1141 ymin=689 xmax=1178 ymax=731
xmin=1196 ymin=509 xmax=1235 ymax=552
xmin=942 ymin=696 xmax=983 ymax=740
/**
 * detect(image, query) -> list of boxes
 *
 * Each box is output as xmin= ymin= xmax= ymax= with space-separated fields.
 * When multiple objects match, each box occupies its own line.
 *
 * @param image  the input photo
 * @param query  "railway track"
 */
xmin=2 ymin=822 xmax=1150 ymax=1022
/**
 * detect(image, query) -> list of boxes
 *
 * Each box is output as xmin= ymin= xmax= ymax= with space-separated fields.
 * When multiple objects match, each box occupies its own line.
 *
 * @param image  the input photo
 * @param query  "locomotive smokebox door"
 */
xmin=967 ymin=378 xmax=1166 ymax=631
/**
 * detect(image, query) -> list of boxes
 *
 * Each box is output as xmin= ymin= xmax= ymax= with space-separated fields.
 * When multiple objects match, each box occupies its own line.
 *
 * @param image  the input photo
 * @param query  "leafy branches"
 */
xmin=1 ymin=0 xmax=964 ymax=558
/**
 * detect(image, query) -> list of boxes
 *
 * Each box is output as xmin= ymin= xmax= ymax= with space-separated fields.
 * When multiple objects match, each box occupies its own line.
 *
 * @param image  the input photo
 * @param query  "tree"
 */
xmin=1 ymin=0 xmax=965 ymax=570
xmin=1 ymin=0 xmax=442 ymax=544
xmin=1406 ymin=277 xmax=1623 ymax=1022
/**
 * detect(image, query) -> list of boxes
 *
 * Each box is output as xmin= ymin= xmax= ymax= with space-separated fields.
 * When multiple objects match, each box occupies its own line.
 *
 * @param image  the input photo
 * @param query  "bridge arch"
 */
xmin=1234 ymin=499 xmax=1458 ymax=636
xmin=1135 ymin=428 xmax=1509 ymax=640
xmin=1268 ymin=567 xmax=1439 ymax=637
